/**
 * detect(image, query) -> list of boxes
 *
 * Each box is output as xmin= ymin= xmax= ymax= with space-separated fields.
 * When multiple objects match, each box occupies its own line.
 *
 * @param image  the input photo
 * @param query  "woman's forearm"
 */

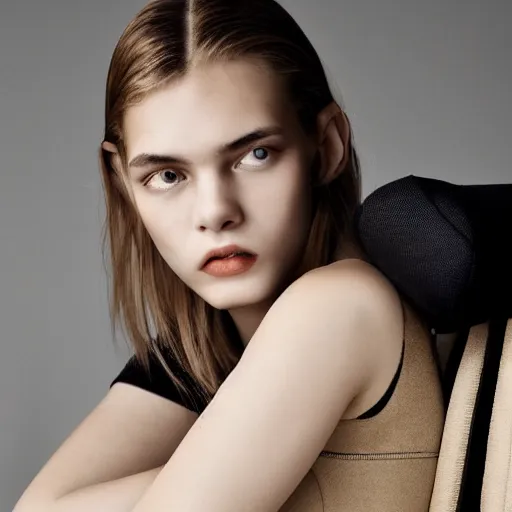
xmin=15 ymin=466 xmax=164 ymax=512
xmin=52 ymin=466 xmax=164 ymax=512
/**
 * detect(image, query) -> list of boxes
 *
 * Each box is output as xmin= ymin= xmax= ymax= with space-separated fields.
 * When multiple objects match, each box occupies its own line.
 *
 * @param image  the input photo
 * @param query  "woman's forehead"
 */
xmin=124 ymin=59 xmax=299 ymax=162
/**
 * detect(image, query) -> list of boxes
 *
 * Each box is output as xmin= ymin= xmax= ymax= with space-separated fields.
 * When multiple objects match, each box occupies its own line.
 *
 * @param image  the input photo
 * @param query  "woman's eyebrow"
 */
xmin=128 ymin=126 xmax=284 ymax=168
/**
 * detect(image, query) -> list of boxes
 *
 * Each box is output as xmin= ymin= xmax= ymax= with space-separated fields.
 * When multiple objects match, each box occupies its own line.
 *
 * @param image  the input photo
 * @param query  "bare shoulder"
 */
xmin=307 ymin=257 xmax=403 ymax=351
xmin=286 ymin=257 xmax=403 ymax=331
xmin=255 ymin=257 xmax=403 ymax=364
xmin=311 ymin=259 xmax=405 ymax=410
xmin=265 ymin=258 xmax=404 ymax=407
xmin=308 ymin=257 xmax=399 ymax=293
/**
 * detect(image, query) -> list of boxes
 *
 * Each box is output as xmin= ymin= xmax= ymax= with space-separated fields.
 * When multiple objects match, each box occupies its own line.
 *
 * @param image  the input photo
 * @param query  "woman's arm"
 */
xmin=46 ymin=466 xmax=163 ymax=512
xmin=14 ymin=384 xmax=198 ymax=511
xmin=132 ymin=259 xmax=404 ymax=512
xmin=15 ymin=466 xmax=163 ymax=512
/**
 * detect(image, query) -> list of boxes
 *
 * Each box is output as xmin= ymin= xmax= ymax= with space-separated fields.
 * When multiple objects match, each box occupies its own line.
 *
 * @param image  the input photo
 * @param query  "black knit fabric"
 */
xmin=355 ymin=175 xmax=512 ymax=334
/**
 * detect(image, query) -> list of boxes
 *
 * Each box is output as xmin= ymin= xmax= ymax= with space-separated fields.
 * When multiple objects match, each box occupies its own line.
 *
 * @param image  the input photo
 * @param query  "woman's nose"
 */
xmin=193 ymin=175 xmax=244 ymax=233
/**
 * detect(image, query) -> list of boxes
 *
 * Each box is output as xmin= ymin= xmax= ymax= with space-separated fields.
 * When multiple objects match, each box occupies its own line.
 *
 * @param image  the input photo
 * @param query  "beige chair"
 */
xmin=356 ymin=175 xmax=512 ymax=511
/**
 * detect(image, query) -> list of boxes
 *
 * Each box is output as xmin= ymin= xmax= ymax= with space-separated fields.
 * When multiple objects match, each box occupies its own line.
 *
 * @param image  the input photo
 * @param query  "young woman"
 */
xmin=15 ymin=1 xmax=444 ymax=510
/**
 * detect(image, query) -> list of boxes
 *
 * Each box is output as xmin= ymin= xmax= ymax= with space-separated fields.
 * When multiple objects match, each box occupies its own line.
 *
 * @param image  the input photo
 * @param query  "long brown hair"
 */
xmin=99 ymin=0 xmax=361 ymax=409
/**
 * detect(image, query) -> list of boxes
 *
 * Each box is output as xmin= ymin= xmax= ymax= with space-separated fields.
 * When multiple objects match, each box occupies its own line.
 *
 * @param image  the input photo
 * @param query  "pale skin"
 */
xmin=128 ymin=261 xmax=404 ymax=512
xmin=14 ymin=58 xmax=403 ymax=511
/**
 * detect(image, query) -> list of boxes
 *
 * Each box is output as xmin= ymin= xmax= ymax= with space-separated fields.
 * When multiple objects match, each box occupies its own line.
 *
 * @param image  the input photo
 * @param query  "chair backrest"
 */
xmin=355 ymin=175 xmax=512 ymax=511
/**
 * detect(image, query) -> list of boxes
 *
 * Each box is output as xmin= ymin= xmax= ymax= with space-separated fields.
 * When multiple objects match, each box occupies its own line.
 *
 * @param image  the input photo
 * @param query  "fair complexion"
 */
xmin=14 ymin=58 xmax=357 ymax=512
xmin=13 ymin=59 xmax=402 ymax=512
xmin=100 ymin=59 xmax=404 ymax=512
xmin=128 ymin=260 xmax=403 ymax=512
xmin=116 ymin=58 xmax=342 ymax=344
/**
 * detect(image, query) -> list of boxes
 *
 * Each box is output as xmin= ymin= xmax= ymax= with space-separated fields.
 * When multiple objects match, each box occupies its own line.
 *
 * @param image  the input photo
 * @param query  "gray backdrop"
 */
xmin=1 ymin=0 xmax=510 ymax=509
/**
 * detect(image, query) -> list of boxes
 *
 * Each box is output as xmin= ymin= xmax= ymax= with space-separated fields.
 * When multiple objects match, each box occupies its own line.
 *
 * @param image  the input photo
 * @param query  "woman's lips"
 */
xmin=201 ymin=253 xmax=258 ymax=277
xmin=200 ymin=243 xmax=256 ymax=269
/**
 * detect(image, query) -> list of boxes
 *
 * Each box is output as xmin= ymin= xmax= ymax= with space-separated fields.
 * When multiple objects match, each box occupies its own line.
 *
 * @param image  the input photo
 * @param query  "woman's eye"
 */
xmin=237 ymin=147 xmax=272 ymax=168
xmin=145 ymin=169 xmax=184 ymax=190
xmin=142 ymin=147 xmax=273 ymax=190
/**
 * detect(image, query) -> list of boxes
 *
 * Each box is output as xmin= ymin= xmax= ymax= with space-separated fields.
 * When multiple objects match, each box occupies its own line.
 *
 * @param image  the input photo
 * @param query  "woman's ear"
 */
xmin=315 ymin=102 xmax=351 ymax=185
xmin=101 ymin=141 xmax=118 ymax=154
xmin=101 ymin=140 xmax=141 ymax=210
xmin=101 ymin=140 xmax=123 ymax=174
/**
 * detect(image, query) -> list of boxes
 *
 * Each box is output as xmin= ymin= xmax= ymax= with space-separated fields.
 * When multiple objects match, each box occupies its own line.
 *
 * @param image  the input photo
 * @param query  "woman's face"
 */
xmin=122 ymin=58 xmax=317 ymax=311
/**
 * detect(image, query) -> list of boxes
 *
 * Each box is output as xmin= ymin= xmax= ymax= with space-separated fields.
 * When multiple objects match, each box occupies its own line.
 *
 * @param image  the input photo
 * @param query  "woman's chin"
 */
xmin=197 ymin=279 xmax=278 ymax=312
xmin=203 ymin=292 xmax=269 ymax=312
